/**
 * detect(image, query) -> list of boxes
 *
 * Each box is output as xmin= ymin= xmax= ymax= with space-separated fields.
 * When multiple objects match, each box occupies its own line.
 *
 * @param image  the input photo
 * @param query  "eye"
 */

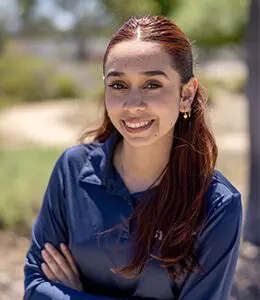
xmin=144 ymin=81 xmax=162 ymax=89
xmin=108 ymin=82 xmax=127 ymax=90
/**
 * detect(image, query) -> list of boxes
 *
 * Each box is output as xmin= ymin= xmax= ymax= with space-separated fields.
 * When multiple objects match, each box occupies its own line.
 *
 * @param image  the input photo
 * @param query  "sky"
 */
xmin=35 ymin=0 xmax=76 ymax=30
xmin=0 ymin=0 xmax=20 ymax=30
xmin=0 ymin=0 xmax=99 ymax=31
xmin=35 ymin=0 xmax=102 ymax=30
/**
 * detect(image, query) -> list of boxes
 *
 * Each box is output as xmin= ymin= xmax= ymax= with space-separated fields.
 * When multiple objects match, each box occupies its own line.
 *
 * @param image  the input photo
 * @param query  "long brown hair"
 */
xmin=79 ymin=16 xmax=218 ymax=280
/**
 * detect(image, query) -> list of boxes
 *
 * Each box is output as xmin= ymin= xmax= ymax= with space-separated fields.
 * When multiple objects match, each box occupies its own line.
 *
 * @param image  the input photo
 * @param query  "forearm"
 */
xmin=25 ymin=281 xmax=118 ymax=300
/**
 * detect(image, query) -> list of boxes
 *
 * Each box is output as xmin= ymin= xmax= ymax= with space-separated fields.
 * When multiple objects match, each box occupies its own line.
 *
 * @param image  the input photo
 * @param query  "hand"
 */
xmin=41 ymin=242 xmax=84 ymax=291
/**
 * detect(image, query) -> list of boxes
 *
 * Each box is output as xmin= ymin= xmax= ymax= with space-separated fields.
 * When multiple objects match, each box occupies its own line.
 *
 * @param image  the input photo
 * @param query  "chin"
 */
xmin=123 ymin=134 xmax=160 ymax=148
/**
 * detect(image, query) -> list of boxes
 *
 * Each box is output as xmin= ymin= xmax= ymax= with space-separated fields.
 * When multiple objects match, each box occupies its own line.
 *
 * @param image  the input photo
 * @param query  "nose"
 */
xmin=123 ymin=90 xmax=147 ymax=112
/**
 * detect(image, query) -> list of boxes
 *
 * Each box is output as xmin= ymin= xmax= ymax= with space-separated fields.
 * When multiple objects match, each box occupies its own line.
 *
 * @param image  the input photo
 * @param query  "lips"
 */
xmin=121 ymin=119 xmax=155 ymax=133
xmin=122 ymin=118 xmax=155 ymax=123
xmin=124 ymin=119 xmax=152 ymax=128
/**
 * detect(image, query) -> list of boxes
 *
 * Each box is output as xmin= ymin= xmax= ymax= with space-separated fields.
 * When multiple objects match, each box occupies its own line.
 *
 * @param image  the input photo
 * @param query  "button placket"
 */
xmin=125 ymin=194 xmax=134 ymax=208
xmin=106 ymin=178 xmax=114 ymax=193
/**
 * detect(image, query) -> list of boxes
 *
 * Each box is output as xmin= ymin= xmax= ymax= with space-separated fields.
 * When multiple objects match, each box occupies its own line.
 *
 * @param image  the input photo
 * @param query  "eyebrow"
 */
xmin=106 ymin=70 xmax=169 ymax=79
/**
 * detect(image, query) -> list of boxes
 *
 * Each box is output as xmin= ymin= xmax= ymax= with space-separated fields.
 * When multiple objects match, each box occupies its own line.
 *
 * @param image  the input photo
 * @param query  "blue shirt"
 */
xmin=24 ymin=131 xmax=242 ymax=300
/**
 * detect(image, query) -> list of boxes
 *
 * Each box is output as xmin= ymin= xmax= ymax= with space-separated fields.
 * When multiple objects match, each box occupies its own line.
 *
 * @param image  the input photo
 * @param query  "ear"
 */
xmin=179 ymin=77 xmax=198 ymax=113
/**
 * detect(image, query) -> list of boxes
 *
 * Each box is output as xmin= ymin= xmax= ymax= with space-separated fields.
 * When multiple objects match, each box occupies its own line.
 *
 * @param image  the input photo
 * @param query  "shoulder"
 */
xmin=195 ymin=170 xmax=243 ymax=244
xmin=205 ymin=170 xmax=242 ymax=222
xmin=55 ymin=141 xmax=100 ymax=173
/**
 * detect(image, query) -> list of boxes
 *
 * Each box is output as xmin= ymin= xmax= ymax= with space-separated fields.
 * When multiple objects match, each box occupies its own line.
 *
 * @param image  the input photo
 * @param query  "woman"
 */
xmin=24 ymin=16 xmax=242 ymax=300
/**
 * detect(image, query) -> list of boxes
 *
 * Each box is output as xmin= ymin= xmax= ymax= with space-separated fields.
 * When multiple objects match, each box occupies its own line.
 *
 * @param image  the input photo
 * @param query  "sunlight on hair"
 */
xmin=136 ymin=26 xmax=141 ymax=40
xmin=82 ymin=16 xmax=219 ymax=280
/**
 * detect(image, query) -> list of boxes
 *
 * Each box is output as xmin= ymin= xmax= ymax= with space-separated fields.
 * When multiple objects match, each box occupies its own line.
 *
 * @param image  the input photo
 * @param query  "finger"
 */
xmin=60 ymin=243 xmax=79 ymax=277
xmin=41 ymin=262 xmax=59 ymax=282
xmin=41 ymin=249 xmax=68 ymax=283
xmin=44 ymin=243 xmax=75 ymax=281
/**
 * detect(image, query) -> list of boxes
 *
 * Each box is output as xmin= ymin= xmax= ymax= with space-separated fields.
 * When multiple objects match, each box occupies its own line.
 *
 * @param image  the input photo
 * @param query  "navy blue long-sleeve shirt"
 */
xmin=24 ymin=131 xmax=243 ymax=300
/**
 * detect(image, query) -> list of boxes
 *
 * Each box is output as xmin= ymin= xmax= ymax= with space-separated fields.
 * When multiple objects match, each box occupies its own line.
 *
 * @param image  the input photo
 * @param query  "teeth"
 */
xmin=124 ymin=120 xmax=151 ymax=128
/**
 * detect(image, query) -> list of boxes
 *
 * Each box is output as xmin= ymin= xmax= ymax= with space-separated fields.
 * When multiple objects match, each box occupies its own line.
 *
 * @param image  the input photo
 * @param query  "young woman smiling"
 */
xmin=24 ymin=16 xmax=242 ymax=300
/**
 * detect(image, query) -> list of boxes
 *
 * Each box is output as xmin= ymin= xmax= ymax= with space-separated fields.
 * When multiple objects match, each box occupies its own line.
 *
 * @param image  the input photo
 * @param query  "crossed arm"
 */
xmin=24 ymin=153 xmax=116 ymax=300
xmin=24 ymin=154 xmax=242 ymax=300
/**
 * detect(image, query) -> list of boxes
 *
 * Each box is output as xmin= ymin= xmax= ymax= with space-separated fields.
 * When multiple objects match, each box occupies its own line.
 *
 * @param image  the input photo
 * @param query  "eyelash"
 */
xmin=108 ymin=82 xmax=127 ymax=90
xmin=145 ymin=82 xmax=162 ymax=89
xmin=108 ymin=81 xmax=162 ymax=90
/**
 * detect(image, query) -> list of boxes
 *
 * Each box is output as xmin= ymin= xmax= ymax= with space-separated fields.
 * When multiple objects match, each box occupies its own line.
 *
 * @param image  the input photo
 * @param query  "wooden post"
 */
xmin=243 ymin=0 xmax=260 ymax=246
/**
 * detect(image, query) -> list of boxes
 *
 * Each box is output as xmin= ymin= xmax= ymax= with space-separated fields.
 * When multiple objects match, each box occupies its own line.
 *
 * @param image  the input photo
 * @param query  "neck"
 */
xmin=114 ymin=131 xmax=173 ymax=193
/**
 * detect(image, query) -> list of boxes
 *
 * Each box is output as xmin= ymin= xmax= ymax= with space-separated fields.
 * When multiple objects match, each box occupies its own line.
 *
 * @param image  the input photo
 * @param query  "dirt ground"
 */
xmin=0 ymin=91 xmax=259 ymax=299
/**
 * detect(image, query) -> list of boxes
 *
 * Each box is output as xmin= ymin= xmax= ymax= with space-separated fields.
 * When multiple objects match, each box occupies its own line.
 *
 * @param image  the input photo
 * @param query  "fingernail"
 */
xmin=60 ymin=243 xmax=66 ymax=250
xmin=45 ymin=243 xmax=52 ymax=251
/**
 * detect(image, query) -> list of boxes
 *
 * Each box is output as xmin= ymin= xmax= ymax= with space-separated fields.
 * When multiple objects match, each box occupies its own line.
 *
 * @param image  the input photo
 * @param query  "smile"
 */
xmin=124 ymin=120 xmax=152 ymax=128
xmin=121 ymin=119 xmax=155 ymax=133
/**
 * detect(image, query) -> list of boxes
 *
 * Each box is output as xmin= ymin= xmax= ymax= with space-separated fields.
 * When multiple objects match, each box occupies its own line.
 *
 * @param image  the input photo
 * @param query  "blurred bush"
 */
xmin=171 ymin=0 xmax=249 ymax=48
xmin=0 ymin=52 xmax=81 ymax=108
xmin=198 ymin=72 xmax=246 ymax=103
xmin=0 ymin=147 xmax=62 ymax=235
xmin=51 ymin=75 xmax=80 ymax=99
xmin=219 ymin=73 xmax=246 ymax=94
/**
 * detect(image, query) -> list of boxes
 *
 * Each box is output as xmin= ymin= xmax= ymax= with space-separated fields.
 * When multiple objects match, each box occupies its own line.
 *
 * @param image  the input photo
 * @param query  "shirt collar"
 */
xmin=79 ymin=130 xmax=123 ymax=188
xmin=79 ymin=130 xmax=158 ymax=200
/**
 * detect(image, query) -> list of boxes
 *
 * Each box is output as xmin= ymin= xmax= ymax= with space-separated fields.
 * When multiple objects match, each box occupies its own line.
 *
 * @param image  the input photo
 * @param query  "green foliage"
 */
xmin=0 ymin=147 xmax=62 ymax=235
xmin=18 ymin=0 xmax=36 ymax=21
xmin=0 ymin=53 xmax=50 ymax=102
xmin=21 ymin=17 xmax=61 ymax=37
xmin=51 ymin=75 xmax=80 ymax=99
xmin=154 ymin=0 xmax=180 ymax=16
xmin=100 ymin=0 xmax=249 ymax=48
xmin=18 ymin=0 xmax=38 ymax=33
xmin=0 ymin=52 xmax=81 ymax=106
xmin=219 ymin=74 xmax=246 ymax=94
xmin=198 ymin=72 xmax=246 ymax=105
xmin=100 ymin=0 xmax=159 ymax=23
xmin=16 ymin=0 xmax=250 ymax=48
xmin=100 ymin=0 xmax=179 ymax=23
xmin=171 ymin=0 xmax=249 ymax=48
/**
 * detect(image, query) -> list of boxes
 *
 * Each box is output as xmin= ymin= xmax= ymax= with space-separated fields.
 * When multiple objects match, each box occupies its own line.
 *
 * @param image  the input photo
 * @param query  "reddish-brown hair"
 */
xmin=80 ymin=16 xmax=218 ymax=279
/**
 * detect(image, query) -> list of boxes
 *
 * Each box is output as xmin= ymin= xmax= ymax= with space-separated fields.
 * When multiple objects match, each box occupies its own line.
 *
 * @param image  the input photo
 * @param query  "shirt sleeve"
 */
xmin=23 ymin=152 xmax=119 ymax=300
xmin=178 ymin=193 xmax=242 ymax=300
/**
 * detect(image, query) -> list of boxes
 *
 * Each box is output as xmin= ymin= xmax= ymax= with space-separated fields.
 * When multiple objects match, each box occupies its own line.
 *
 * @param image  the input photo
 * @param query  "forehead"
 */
xmin=104 ymin=41 xmax=174 ymax=75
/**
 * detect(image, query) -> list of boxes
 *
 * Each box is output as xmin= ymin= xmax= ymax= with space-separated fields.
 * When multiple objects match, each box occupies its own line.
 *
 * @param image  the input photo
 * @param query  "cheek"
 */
xmin=161 ymin=107 xmax=179 ymax=128
xmin=105 ymin=94 xmax=122 ymax=115
xmin=151 ymin=92 xmax=180 ymax=120
xmin=152 ymin=99 xmax=180 ymax=132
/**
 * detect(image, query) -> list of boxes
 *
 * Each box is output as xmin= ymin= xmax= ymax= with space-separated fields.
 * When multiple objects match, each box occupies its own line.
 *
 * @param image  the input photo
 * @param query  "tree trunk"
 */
xmin=0 ymin=28 xmax=5 ymax=54
xmin=243 ymin=0 xmax=260 ymax=246
xmin=231 ymin=2 xmax=260 ymax=299
xmin=75 ymin=38 xmax=89 ymax=61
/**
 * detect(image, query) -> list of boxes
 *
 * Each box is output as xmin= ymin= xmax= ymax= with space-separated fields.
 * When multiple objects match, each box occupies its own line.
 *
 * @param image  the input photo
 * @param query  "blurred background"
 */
xmin=0 ymin=0 xmax=259 ymax=299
